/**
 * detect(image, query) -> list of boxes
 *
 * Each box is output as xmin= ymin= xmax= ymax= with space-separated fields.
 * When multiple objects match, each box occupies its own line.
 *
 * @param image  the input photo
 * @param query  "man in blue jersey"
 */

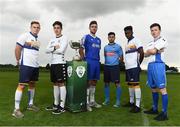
xmin=79 ymin=20 xmax=102 ymax=112
xmin=144 ymin=23 xmax=168 ymax=121
xmin=102 ymin=32 xmax=123 ymax=107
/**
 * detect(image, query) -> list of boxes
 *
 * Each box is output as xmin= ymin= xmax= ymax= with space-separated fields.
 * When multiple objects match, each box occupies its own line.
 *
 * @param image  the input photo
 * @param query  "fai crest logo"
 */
xmin=76 ymin=66 xmax=85 ymax=78
xmin=67 ymin=66 xmax=73 ymax=77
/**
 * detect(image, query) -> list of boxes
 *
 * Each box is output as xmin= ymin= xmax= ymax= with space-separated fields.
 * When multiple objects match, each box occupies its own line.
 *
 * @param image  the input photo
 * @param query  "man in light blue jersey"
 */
xmin=102 ymin=32 xmax=123 ymax=107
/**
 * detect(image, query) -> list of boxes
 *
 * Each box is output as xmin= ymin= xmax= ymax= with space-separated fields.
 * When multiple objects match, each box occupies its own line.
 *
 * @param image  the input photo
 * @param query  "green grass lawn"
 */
xmin=0 ymin=71 xmax=180 ymax=126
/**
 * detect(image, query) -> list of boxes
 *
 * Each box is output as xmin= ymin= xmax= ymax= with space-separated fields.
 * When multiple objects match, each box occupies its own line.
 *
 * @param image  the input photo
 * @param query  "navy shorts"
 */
xmin=147 ymin=62 xmax=166 ymax=89
xmin=104 ymin=65 xmax=120 ymax=83
xmin=19 ymin=65 xmax=39 ymax=83
xmin=50 ymin=64 xmax=67 ymax=83
xmin=86 ymin=59 xmax=100 ymax=80
xmin=126 ymin=67 xmax=140 ymax=84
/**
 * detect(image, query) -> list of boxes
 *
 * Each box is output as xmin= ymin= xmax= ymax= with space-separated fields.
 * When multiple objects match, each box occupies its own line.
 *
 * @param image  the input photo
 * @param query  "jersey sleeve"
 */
xmin=53 ymin=36 xmax=68 ymax=54
xmin=134 ymin=38 xmax=143 ymax=49
xmin=118 ymin=45 xmax=123 ymax=57
xmin=155 ymin=38 xmax=168 ymax=50
xmin=80 ymin=35 xmax=87 ymax=49
xmin=99 ymin=38 xmax=101 ymax=49
xmin=46 ymin=40 xmax=55 ymax=54
xmin=16 ymin=33 xmax=27 ymax=47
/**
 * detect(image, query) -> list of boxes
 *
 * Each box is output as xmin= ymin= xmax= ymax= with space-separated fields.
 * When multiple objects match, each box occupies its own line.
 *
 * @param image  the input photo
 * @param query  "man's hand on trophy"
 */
xmin=54 ymin=44 xmax=60 ymax=50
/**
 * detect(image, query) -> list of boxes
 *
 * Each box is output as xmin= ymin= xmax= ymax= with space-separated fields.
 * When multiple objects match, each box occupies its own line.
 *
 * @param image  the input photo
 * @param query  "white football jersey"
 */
xmin=146 ymin=36 xmax=168 ymax=63
xmin=46 ymin=35 xmax=68 ymax=64
xmin=125 ymin=37 xmax=143 ymax=70
xmin=16 ymin=32 xmax=40 ymax=68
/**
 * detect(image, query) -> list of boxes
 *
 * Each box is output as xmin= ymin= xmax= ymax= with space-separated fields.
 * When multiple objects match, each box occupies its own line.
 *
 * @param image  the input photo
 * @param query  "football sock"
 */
xmin=90 ymin=85 xmax=96 ymax=103
xmin=54 ymin=85 xmax=60 ymax=105
xmin=134 ymin=86 xmax=141 ymax=107
xmin=28 ymin=86 xmax=35 ymax=105
xmin=162 ymin=94 xmax=168 ymax=114
xmin=60 ymin=86 xmax=66 ymax=108
xmin=104 ymin=83 xmax=110 ymax=102
xmin=152 ymin=92 xmax=159 ymax=111
xmin=129 ymin=86 xmax=135 ymax=104
xmin=15 ymin=85 xmax=24 ymax=110
xmin=87 ymin=88 xmax=90 ymax=104
xmin=115 ymin=84 xmax=121 ymax=105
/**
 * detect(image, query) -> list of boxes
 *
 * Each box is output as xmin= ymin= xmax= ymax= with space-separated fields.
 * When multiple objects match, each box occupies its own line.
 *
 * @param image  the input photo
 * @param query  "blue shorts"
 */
xmin=86 ymin=59 xmax=100 ymax=80
xmin=19 ymin=65 xmax=39 ymax=83
xmin=126 ymin=67 xmax=140 ymax=83
xmin=104 ymin=65 xmax=120 ymax=83
xmin=147 ymin=62 xmax=166 ymax=89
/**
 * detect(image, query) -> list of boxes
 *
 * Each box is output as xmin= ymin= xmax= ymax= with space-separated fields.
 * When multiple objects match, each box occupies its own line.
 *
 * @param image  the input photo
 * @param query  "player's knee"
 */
xmin=134 ymin=85 xmax=140 ymax=89
xmin=115 ymin=81 xmax=120 ymax=87
xmin=59 ymin=83 xmax=65 ymax=87
xmin=151 ymin=88 xmax=158 ymax=93
xmin=92 ymin=80 xmax=97 ymax=86
xmin=29 ymin=81 xmax=35 ymax=87
xmin=104 ymin=82 xmax=109 ymax=87
xmin=17 ymin=84 xmax=26 ymax=91
xmin=133 ymin=83 xmax=139 ymax=86
xmin=159 ymin=88 xmax=167 ymax=95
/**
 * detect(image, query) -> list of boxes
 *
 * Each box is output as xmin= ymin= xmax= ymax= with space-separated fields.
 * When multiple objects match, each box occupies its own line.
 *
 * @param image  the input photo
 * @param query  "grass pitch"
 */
xmin=0 ymin=71 xmax=179 ymax=126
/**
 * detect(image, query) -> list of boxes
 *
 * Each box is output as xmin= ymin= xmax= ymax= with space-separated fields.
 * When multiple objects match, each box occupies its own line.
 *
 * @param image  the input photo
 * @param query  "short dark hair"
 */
xmin=53 ymin=21 xmax=62 ymax=29
xmin=150 ymin=23 xmax=161 ymax=30
xmin=31 ymin=21 xmax=40 ymax=26
xmin=108 ymin=32 xmax=115 ymax=36
xmin=89 ymin=20 xmax=97 ymax=27
xmin=124 ymin=26 xmax=133 ymax=31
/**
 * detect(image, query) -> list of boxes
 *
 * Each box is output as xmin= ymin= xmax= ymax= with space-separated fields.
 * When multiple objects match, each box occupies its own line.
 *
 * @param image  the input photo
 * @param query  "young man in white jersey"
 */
xmin=45 ymin=21 xmax=68 ymax=115
xmin=123 ymin=26 xmax=144 ymax=113
xmin=144 ymin=23 xmax=168 ymax=121
xmin=12 ymin=21 xmax=41 ymax=118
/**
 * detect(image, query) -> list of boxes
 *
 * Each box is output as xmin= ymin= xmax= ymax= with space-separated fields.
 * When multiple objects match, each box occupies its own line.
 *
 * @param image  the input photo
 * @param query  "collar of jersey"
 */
xmin=108 ymin=42 xmax=116 ymax=45
xmin=56 ymin=34 xmax=63 ymax=38
xmin=30 ymin=32 xmax=38 ymax=38
xmin=128 ymin=36 xmax=134 ymax=42
xmin=154 ymin=36 xmax=161 ymax=42
xmin=89 ymin=33 xmax=97 ymax=38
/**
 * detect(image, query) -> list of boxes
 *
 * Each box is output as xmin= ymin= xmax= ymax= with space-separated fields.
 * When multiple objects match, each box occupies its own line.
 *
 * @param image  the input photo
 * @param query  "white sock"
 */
xmin=129 ymin=87 xmax=135 ymax=104
xmin=87 ymin=88 xmax=90 ymax=104
xmin=28 ymin=88 xmax=35 ymax=105
xmin=60 ymin=86 xmax=66 ymax=108
xmin=54 ymin=86 xmax=60 ymax=105
xmin=15 ymin=89 xmax=23 ymax=110
xmin=135 ymin=87 xmax=141 ymax=107
xmin=90 ymin=86 xmax=95 ymax=103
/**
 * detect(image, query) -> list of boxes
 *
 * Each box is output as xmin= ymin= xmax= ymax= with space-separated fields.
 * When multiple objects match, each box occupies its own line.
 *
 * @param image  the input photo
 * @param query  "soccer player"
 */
xmin=144 ymin=23 xmax=168 ymax=121
xmin=12 ymin=21 xmax=41 ymax=118
xmin=123 ymin=26 xmax=144 ymax=113
xmin=102 ymin=32 xmax=123 ymax=107
xmin=45 ymin=21 xmax=68 ymax=115
xmin=79 ymin=20 xmax=102 ymax=112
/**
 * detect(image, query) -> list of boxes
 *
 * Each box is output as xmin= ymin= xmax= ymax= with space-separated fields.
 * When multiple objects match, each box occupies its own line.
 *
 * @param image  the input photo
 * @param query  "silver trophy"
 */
xmin=69 ymin=40 xmax=81 ymax=60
